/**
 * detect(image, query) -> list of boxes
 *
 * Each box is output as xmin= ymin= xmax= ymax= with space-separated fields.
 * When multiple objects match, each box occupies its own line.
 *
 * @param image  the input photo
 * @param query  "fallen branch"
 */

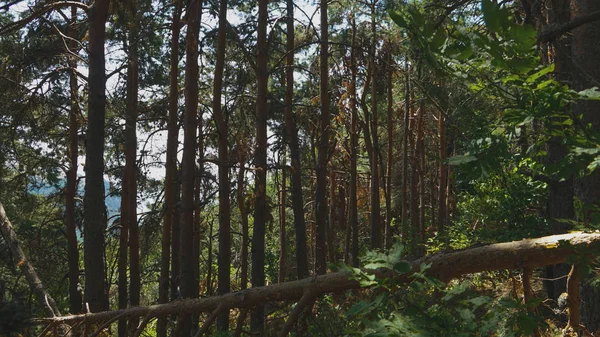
xmin=30 ymin=232 xmax=600 ymax=326
xmin=0 ymin=201 xmax=61 ymax=317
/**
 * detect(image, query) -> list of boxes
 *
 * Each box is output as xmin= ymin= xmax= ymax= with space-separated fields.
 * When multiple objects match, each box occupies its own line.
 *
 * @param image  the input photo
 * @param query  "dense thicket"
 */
xmin=1 ymin=0 xmax=600 ymax=335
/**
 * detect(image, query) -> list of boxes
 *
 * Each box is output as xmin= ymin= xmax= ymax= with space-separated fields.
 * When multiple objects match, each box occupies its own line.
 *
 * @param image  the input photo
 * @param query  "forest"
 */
xmin=1 ymin=0 xmax=600 ymax=335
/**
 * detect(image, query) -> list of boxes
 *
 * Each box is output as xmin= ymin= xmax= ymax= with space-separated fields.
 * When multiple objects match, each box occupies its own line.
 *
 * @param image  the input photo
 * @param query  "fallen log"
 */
xmin=31 ymin=232 xmax=600 ymax=325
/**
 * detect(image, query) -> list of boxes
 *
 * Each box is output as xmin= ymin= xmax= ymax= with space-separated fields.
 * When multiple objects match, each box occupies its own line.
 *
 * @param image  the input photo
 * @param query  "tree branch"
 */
xmin=539 ymin=10 xmax=600 ymax=43
xmin=0 ymin=1 xmax=89 ymax=35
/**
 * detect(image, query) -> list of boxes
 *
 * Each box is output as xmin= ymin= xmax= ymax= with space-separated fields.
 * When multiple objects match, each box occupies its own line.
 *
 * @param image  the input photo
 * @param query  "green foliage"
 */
xmin=341 ymin=246 xmax=546 ymax=337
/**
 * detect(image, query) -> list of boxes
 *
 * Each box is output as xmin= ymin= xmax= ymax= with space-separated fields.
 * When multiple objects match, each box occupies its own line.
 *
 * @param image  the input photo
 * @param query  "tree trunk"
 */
xmin=237 ymin=146 xmax=249 ymax=291
xmin=369 ymin=0 xmax=382 ymax=250
xmin=327 ymin=170 xmax=336 ymax=263
xmin=401 ymin=61 xmax=410 ymax=245
xmin=126 ymin=0 xmax=140 ymax=327
xmin=279 ymin=149 xmax=287 ymax=283
xmin=0 ymin=201 xmax=61 ymax=317
xmin=35 ymin=233 xmax=600 ymax=328
xmin=349 ymin=16 xmax=359 ymax=267
xmin=171 ymin=170 xmax=181 ymax=301
xmin=213 ymin=0 xmax=230 ymax=330
xmin=251 ymin=0 xmax=268 ymax=332
xmin=283 ymin=0 xmax=309 ymax=280
xmin=66 ymin=5 xmax=82 ymax=315
xmin=157 ymin=2 xmax=181 ymax=335
xmin=314 ymin=0 xmax=330 ymax=275
xmin=385 ymin=48 xmax=394 ymax=249
xmin=437 ymin=100 xmax=447 ymax=234
xmin=180 ymin=0 xmax=201 ymax=334
xmin=84 ymin=0 xmax=110 ymax=313
xmin=570 ymin=0 xmax=600 ymax=331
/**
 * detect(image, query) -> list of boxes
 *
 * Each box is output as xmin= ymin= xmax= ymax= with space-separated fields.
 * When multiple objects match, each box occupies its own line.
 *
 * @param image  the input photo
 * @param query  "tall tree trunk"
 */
xmin=237 ymin=147 xmax=249 ymax=290
xmin=314 ymin=0 xmax=330 ymax=275
xmin=369 ymin=0 xmax=382 ymax=249
xmin=171 ymin=170 xmax=181 ymax=301
xmin=327 ymin=170 xmax=336 ymax=262
xmin=385 ymin=49 xmax=393 ymax=249
xmin=279 ymin=149 xmax=287 ymax=283
xmin=410 ymin=106 xmax=419 ymax=254
xmin=539 ymin=0 xmax=575 ymax=303
xmin=283 ymin=0 xmax=309 ymax=280
xmin=401 ymin=61 xmax=410 ymax=245
xmin=349 ymin=16 xmax=359 ymax=267
xmin=437 ymin=101 xmax=447 ymax=234
xmin=251 ymin=0 xmax=268 ymax=332
xmin=157 ymin=2 xmax=181 ymax=336
xmin=126 ymin=2 xmax=140 ymax=332
xmin=570 ymin=0 xmax=600 ymax=330
xmin=119 ymin=3 xmax=139 ymax=331
xmin=180 ymin=0 xmax=201 ymax=334
xmin=213 ymin=0 xmax=230 ymax=330
xmin=417 ymin=101 xmax=426 ymax=256
xmin=84 ymin=0 xmax=110 ymax=313
xmin=66 ymin=5 xmax=82 ymax=315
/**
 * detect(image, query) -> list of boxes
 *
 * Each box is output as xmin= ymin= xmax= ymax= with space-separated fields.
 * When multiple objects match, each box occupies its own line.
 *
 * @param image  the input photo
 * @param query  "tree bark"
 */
xmin=66 ymin=5 xmax=82 ymax=315
xmin=570 ymin=0 xmax=600 ymax=331
xmin=279 ymin=149 xmax=287 ymax=283
xmin=369 ymin=0 xmax=382 ymax=249
xmin=251 ymin=0 xmax=268 ymax=332
xmin=159 ymin=5 xmax=181 ymax=335
xmin=385 ymin=48 xmax=394 ymax=249
xmin=314 ymin=0 xmax=330 ymax=275
xmin=180 ymin=0 xmax=201 ymax=334
xmin=236 ymin=148 xmax=249 ymax=291
xmin=125 ymin=1 xmax=140 ymax=333
xmin=0 ymin=201 xmax=61 ymax=317
xmin=349 ymin=16 xmax=359 ymax=267
xmin=401 ymin=61 xmax=410 ymax=244
xmin=283 ymin=0 xmax=309 ymax=280
xmin=84 ymin=0 xmax=110 ymax=313
xmin=213 ymin=0 xmax=230 ymax=330
xmin=33 ymin=233 xmax=600 ymax=327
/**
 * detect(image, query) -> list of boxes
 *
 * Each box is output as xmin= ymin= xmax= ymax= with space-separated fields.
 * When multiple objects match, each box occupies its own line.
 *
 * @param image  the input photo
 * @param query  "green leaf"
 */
xmin=430 ymin=27 xmax=447 ymax=51
xmin=481 ymin=0 xmax=500 ymax=33
xmin=393 ymin=261 xmax=412 ymax=274
xmin=579 ymin=87 xmax=600 ymax=100
xmin=526 ymin=64 xmax=555 ymax=83
xmin=389 ymin=11 xmax=408 ymax=29
xmin=509 ymin=24 xmax=537 ymax=52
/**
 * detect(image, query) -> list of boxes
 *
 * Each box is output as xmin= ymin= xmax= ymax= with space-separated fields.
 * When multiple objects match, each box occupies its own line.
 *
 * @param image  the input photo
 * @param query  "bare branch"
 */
xmin=0 ymin=1 xmax=89 ymax=35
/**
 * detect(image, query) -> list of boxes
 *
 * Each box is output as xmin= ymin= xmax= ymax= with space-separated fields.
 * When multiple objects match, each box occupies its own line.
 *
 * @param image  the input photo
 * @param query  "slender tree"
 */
xmin=314 ymin=0 xmax=330 ymax=275
xmin=251 ymin=0 xmax=268 ymax=331
xmin=349 ymin=15 xmax=359 ymax=267
xmin=279 ymin=149 xmax=287 ymax=283
xmin=385 ymin=48 xmax=394 ymax=249
xmin=401 ymin=61 xmax=410 ymax=245
xmin=283 ymin=0 xmax=309 ymax=279
xmin=156 ymin=4 xmax=181 ymax=334
xmin=83 ymin=0 xmax=110 ymax=313
xmin=65 ymin=5 xmax=82 ymax=315
xmin=571 ymin=0 xmax=600 ymax=329
xmin=369 ymin=0 xmax=382 ymax=249
xmin=213 ymin=0 xmax=231 ymax=330
xmin=180 ymin=0 xmax=201 ymax=334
